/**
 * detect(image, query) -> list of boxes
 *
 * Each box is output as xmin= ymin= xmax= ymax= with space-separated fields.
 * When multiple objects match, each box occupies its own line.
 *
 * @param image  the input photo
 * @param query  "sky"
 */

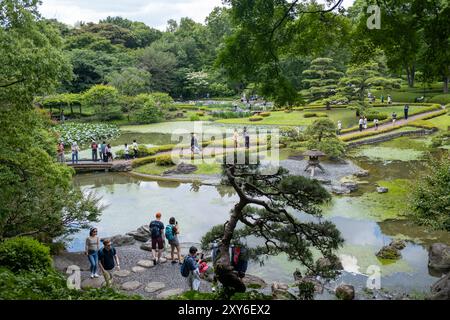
xmin=39 ymin=0 xmax=355 ymax=31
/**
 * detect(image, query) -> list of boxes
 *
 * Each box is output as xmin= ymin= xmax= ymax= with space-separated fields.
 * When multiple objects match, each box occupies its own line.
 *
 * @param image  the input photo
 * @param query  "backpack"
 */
xmin=180 ymin=256 xmax=193 ymax=277
xmin=150 ymin=221 xmax=161 ymax=238
xmin=165 ymin=225 xmax=175 ymax=241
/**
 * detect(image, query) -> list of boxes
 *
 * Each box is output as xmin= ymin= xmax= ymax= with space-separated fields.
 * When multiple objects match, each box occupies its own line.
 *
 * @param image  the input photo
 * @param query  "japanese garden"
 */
xmin=0 ymin=0 xmax=449 ymax=302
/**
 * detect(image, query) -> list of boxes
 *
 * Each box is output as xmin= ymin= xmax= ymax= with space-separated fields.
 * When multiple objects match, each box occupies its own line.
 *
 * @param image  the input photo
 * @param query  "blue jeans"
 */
xmin=72 ymin=152 xmax=78 ymax=164
xmin=87 ymin=252 xmax=98 ymax=274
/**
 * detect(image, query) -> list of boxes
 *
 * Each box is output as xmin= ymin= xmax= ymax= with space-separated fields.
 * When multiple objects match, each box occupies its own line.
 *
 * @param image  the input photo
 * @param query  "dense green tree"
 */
xmin=134 ymin=96 xmax=163 ymax=124
xmin=301 ymin=58 xmax=344 ymax=102
xmin=106 ymin=67 xmax=151 ymax=96
xmin=305 ymin=119 xmax=345 ymax=159
xmin=202 ymin=163 xmax=343 ymax=293
xmin=82 ymin=85 xmax=121 ymax=120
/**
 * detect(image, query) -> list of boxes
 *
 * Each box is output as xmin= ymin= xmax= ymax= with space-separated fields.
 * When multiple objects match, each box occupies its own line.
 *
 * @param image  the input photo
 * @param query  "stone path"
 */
xmin=340 ymin=108 xmax=445 ymax=138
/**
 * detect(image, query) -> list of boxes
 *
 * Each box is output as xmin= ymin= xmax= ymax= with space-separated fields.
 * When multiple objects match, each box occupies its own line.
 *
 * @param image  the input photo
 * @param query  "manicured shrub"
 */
xmin=429 ymin=94 xmax=450 ymax=105
xmin=364 ymin=111 xmax=388 ymax=121
xmin=260 ymin=112 xmax=271 ymax=117
xmin=0 ymin=237 xmax=52 ymax=273
xmin=155 ymin=154 xmax=175 ymax=166
xmin=197 ymin=112 xmax=205 ymax=116
xmin=303 ymin=112 xmax=317 ymax=118
xmin=316 ymin=112 xmax=328 ymax=118
xmin=249 ymin=116 xmax=263 ymax=122
xmin=190 ymin=115 xmax=201 ymax=121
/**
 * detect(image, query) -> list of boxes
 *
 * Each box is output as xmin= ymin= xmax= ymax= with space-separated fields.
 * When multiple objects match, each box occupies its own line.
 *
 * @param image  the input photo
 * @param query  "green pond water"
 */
xmin=67 ymin=125 xmax=450 ymax=296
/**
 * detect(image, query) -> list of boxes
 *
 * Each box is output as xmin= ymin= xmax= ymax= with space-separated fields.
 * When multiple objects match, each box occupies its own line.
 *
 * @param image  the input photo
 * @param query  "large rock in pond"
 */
xmin=376 ymin=245 xmax=401 ymax=260
xmin=429 ymin=273 xmax=450 ymax=300
xmin=242 ymin=274 xmax=267 ymax=289
xmin=335 ymin=284 xmax=355 ymax=300
xmin=103 ymin=234 xmax=135 ymax=247
xmin=355 ymin=170 xmax=369 ymax=177
xmin=377 ymin=187 xmax=389 ymax=193
xmin=331 ymin=186 xmax=351 ymax=195
xmin=428 ymin=243 xmax=450 ymax=271
xmin=271 ymin=282 xmax=295 ymax=300
xmin=127 ymin=229 xmax=150 ymax=242
xmin=341 ymin=182 xmax=358 ymax=192
xmin=389 ymin=239 xmax=406 ymax=251
xmin=110 ymin=162 xmax=132 ymax=172
xmin=163 ymin=162 xmax=197 ymax=175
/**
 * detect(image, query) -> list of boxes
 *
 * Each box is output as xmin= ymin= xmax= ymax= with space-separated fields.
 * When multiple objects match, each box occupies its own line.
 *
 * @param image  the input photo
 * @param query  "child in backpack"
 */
xmin=149 ymin=212 xmax=165 ymax=265
xmin=166 ymin=217 xmax=182 ymax=265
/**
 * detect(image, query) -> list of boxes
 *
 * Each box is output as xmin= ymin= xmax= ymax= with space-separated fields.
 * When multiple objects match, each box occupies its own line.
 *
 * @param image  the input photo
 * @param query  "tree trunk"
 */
xmin=214 ymin=202 xmax=247 ymax=293
xmin=406 ymin=65 xmax=416 ymax=88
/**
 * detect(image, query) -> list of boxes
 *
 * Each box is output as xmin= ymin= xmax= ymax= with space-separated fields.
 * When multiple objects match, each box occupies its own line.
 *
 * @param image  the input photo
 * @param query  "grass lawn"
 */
xmin=216 ymin=105 xmax=432 ymax=128
xmin=134 ymin=163 xmax=175 ymax=175
xmin=193 ymin=162 xmax=222 ymax=175
xmin=421 ymin=113 xmax=450 ymax=131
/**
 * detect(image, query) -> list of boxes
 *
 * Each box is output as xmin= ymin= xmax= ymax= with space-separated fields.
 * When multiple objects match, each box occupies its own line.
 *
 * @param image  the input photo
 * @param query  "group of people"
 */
xmin=232 ymin=128 xmax=250 ymax=149
xmin=368 ymin=92 xmax=393 ymax=104
xmin=89 ymin=141 xmax=114 ymax=163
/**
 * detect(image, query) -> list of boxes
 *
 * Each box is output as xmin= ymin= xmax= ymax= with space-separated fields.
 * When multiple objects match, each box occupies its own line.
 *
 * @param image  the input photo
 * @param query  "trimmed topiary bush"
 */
xmin=249 ymin=116 xmax=263 ymax=122
xmin=303 ymin=112 xmax=317 ymax=118
xmin=155 ymin=154 xmax=175 ymax=166
xmin=0 ymin=237 xmax=52 ymax=273
xmin=260 ymin=112 xmax=271 ymax=117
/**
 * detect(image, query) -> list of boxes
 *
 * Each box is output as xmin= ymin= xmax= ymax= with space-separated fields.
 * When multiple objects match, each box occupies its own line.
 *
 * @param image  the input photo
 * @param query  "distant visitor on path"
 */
xmin=233 ymin=128 xmax=239 ymax=149
xmin=363 ymin=116 xmax=368 ymax=130
xmin=392 ymin=112 xmax=397 ymax=125
xmin=180 ymin=246 xmax=201 ymax=291
xmin=387 ymin=95 xmax=392 ymax=104
xmin=91 ymin=140 xmax=98 ymax=162
xmin=404 ymin=104 xmax=409 ymax=120
xmin=243 ymin=127 xmax=250 ymax=148
xmin=381 ymin=95 xmax=384 ymax=103
xmin=106 ymin=144 xmax=113 ymax=162
xmin=337 ymin=121 xmax=342 ymax=135
xmin=101 ymin=141 xmax=107 ymax=162
xmin=374 ymin=118 xmax=379 ymax=130
xmin=132 ymin=140 xmax=138 ymax=159
xmin=359 ymin=117 xmax=363 ymax=132
xmin=85 ymin=228 xmax=100 ymax=279
xmin=166 ymin=217 xmax=182 ymax=265
xmin=124 ymin=143 xmax=130 ymax=161
xmin=98 ymin=239 xmax=120 ymax=286
xmin=149 ymin=212 xmax=165 ymax=265
xmin=71 ymin=142 xmax=79 ymax=164
xmin=57 ymin=141 xmax=65 ymax=163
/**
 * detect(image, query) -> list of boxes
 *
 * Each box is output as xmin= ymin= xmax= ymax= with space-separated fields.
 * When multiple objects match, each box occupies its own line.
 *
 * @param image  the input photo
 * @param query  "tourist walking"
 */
xmin=363 ymin=117 xmax=368 ymax=130
xmin=387 ymin=95 xmax=392 ymax=104
xmin=71 ymin=142 xmax=79 ymax=164
xmin=98 ymin=239 xmax=120 ymax=286
xmin=106 ymin=144 xmax=113 ymax=162
xmin=124 ymin=143 xmax=130 ymax=161
xmin=233 ymin=129 xmax=239 ymax=149
xmin=358 ymin=117 xmax=364 ymax=132
xmin=374 ymin=118 xmax=379 ymax=130
xmin=166 ymin=217 xmax=182 ymax=264
xmin=381 ymin=95 xmax=384 ymax=103
xmin=181 ymin=246 xmax=201 ymax=291
xmin=149 ymin=212 xmax=165 ymax=265
xmin=85 ymin=228 xmax=100 ymax=279
xmin=132 ymin=140 xmax=138 ymax=159
xmin=57 ymin=141 xmax=65 ymax=163
xmin=392 ymin=112 xmax=397 ymax=125
xmin=243 ymin=127 xmax=250 ymax=149
xmin=404 ymin=104 xmax=409 ymax=120
xmin=337 ymin=121 xmax=342 ymax=135
xmin=91 ymin=140 xmax=98 ymax=162
xmin=101 ymin=141 xmax=107 ymax=162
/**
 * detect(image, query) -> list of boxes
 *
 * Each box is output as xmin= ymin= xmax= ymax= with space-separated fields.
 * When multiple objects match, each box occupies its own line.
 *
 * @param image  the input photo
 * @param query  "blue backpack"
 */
xmin=180 ymin=256 xmax=193 ymax=277
xmin=165 ymin=225 xmax=175 ymax=241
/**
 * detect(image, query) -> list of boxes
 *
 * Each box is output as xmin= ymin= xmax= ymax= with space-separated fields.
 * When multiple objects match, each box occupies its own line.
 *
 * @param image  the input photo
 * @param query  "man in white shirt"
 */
xmin=132 ymin=140 xmax=138 ymax=159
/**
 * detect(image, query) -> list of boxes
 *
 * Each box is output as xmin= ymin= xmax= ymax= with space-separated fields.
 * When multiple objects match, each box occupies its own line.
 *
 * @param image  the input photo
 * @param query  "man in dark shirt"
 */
xmin=404 ymin=104 xmax=409 ymax=120
xmin=149 ymin=212 xmax=165 ymax=265
xmin=91 ymin=140 xmax=98 ymax=162
xmin=98 ymin=239 xmax=120 ymax=286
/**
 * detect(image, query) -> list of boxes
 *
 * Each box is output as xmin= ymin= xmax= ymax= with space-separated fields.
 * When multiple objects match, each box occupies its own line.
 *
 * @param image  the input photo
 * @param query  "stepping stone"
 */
xmin=159 ymin=258 xmax=167 ymax=264
xmin=81 ymin=276 xmax=106 ymax=289
xmin=137 ymin=260 xmax=154 ymax=268
xmin=156 ymin=288 xmax=184 ymax=299
xmin=113 ymin=270 xmax=131 ymax=277
xmin=132 ymin=266 xmax=146 ymax=273
xmin=122 ymin=281 xmax=141 ymax=291
xmin=144 ymin=282 xmax=166 ymax=293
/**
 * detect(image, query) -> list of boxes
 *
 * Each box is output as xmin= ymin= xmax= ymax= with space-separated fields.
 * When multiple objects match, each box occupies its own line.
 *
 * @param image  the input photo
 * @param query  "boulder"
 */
xmin=295 ymin=276 xmax=324 ymax=294
xmin=355 ymin=170 xmax=369 ymax=177
xmin=111 ymin=162 xmax=132 ymax=172
xmin=242 ymin=274 xmax=267 ymax=289
xmin=137 ymin=225 xmax=150 ymax=235
xmin=376 ymin=245 xmax=401 ymax=260
xmin=127 ymin=230 xmax=150 ymax=242
xmin=137 ymin=260 xmax=154 ymax=268
xmin=113 ymin=270 xmax=131 ymax=278
xmin=144 ymin=282 xmax=166 ymax=293
xmin=335 ymin=284 xmax=355 ymax=300
xmin=317 ymin=257 xmax=344 ymax=271
xmin=377 ymin=187 xmax=389 ymax=193
xmin=332 ymin=186 xmax=351 ymax=195
xmin=428 ymin=243 xmax=450 ymax=271
xmin=271 ymin=282 xmax=295 ymax=300
xmin=389 ymin=239 xmax=406 ymax=251
xmin=315 ymin=177 xmax=332 ymax=185
xmin=81 ymin=276 xmax=107 ymax=289
xmin=156 ymin=288 xmax=185 ymax=299
xmin=140 ymin=241 xmax=153 ymax=251
xmin=53 ymin=252 xmax=90 ymax=272
xmin=131 ymin=266 xmax=146 ymax=273
xmin=121 ymin=281 xmax=141 ymax=291
xmin=429 ymin=273 xmax=450 ymax=300
xmin=106 ymin=234 xmax=135 ymax=247
xmin=164 ymin=162 xmax=198 ymax=175
xmin=341 ymin=182 xmax=358 ymax=192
